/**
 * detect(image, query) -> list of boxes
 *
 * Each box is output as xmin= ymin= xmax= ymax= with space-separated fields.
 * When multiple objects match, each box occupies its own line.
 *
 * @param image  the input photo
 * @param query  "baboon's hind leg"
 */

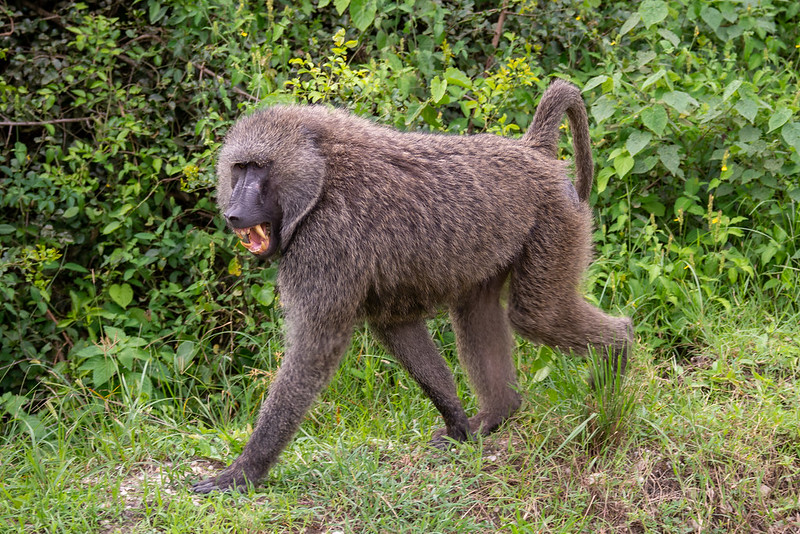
xmin=508 ymin=214 xmax=632 ymax=372
xmin=370 ymin=320 xmax=470 ymax=444
xmin=445 ymin=273 xmax=521 ymax=438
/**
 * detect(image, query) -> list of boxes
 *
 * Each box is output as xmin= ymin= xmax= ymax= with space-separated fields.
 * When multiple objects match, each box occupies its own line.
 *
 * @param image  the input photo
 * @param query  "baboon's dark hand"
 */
xmin=191 ymin=465 xmax=255 ymax=494
xmin=429 ymin=433 xmax=456 ymax=450
xmin=429 ymin=426 xmax=470 ymax=450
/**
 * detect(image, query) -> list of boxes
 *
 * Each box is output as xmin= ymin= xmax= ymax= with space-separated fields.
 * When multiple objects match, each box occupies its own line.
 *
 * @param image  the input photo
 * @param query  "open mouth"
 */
xmin=234 ymin=223 xmax=270 ymax=255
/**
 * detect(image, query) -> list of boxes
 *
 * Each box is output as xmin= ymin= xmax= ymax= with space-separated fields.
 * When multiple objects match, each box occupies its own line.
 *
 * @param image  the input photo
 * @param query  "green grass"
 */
xmin=2 ymin=302 xmax=798 ymax=533
xmin=3 ymin=1 xmax=799 ymax=531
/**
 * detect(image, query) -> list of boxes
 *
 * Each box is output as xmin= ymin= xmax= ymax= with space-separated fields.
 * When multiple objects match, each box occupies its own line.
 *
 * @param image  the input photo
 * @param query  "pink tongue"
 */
xmin=243 ymin=227 xmax=268 ymax=254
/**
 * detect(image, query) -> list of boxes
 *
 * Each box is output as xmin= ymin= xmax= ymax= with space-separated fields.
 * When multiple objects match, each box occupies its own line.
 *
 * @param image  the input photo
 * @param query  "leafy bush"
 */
xmin=0 ymin=0 xmax=797 ymax=411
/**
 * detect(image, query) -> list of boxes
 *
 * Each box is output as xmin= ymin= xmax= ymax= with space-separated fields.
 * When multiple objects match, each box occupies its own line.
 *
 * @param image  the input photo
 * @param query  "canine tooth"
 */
xmin=253 ymin=224 xmax=268 ymax=240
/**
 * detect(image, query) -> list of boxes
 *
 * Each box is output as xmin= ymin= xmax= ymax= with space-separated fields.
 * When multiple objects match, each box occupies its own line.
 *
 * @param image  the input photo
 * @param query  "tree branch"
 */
xmin=19 ymin=0 xmax=257 ymax=102
xmin=0 ymin=117 xmax=93 ymax=127
xmin=484 ymin=0 xmax=509 ymax=72
xmin=194 ymin=63 xmax=257 ymax=101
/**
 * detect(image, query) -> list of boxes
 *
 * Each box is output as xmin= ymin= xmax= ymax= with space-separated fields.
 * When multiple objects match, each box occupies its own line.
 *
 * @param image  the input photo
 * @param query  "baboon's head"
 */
xmin=216 ymin=107 xmax=326 ymax=259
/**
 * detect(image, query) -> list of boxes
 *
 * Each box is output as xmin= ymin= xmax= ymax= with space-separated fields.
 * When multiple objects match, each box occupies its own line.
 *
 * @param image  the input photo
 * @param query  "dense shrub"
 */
xmin=0 ymin=0 xmax=797 ymax=407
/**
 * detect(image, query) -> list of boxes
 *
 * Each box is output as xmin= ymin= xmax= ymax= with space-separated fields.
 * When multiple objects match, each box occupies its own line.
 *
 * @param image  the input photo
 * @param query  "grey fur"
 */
xmin=193 ymin=79 xmax=633 ymax=493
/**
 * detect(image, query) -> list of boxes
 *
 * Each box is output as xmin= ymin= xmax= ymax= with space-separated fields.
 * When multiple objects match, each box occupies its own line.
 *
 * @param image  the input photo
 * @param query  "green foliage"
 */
xmin=1 ymin=5 xmax=798 ymax=531
xmin=0 ymin=1 xmax=281 ymax=400
xmin=0 ymin=0 xmax=798 ymax=415
xmin=571 ymin=0 xmax=800 ymax=352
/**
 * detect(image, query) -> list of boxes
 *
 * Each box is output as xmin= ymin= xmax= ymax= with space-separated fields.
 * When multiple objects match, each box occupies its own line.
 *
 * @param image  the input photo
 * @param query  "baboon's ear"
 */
xmin=277 ymin=126 xmax=325 ymax=250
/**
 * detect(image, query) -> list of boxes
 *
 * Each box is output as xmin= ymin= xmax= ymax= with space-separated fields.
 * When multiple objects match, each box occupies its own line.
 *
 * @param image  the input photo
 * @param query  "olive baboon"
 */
xmin=191 ymin=79 xmax=633 ymax=493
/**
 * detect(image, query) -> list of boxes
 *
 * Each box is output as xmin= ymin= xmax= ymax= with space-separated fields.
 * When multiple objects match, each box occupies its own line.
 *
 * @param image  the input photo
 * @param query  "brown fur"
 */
xmin=193 ymin=79 xmax=633 ymax=493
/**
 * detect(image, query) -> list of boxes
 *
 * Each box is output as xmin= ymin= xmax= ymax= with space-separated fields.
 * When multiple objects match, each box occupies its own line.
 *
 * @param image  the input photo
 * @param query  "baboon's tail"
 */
xmin=521 ymin=79 xmax=594 ymax=203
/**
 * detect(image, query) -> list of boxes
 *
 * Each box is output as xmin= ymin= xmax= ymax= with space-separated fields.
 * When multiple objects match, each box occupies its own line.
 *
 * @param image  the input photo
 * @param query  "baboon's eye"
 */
xmin=234 ymin=162 xmax=247 ymax=170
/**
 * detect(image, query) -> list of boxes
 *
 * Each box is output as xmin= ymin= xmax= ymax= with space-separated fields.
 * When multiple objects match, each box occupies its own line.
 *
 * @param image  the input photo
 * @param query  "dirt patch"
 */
xmin=81 ymin=458 xmax=225 ymax=533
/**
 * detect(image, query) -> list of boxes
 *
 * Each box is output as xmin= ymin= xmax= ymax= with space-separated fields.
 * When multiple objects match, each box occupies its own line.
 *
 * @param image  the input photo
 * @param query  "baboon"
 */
xmin=191 ymin=79 xmax=633 ymax=493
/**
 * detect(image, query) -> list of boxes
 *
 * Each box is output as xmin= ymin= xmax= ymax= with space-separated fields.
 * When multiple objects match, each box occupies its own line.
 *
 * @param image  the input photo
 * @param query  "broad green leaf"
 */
xmin=782 ymin=122 xmax=800 ymax=153
xmin=663 ymin=91 xmax=698 ymax=114
xmin=109 ymin=283 xmax=133 ymax=309
xmin=633 ymin=155 xmax=659 ymax=174
xmin=118 ymin=348 xmax=137 ymax=371
xmin=734 ymin=97 xmax=758 ymax=123
xmin=404 ymin=102 xmax=426 ymax=125
xmin=619 ymin=13 xmax=640 ymax=37
xmin=75 ymin=345 xmax=105 ymax=358
xmin=700 ymin=6 xmax=722 ymax=29
xmin=591 ymin=96 xmax=616 ymax=124
xmin=120 ymin=348 xmax=148 ymax=368
xmin=583 ymin=75 xmax=608 ymax=93
xmin=175 ymin=341 xmax=197 ymax=374
xmin=14 ymin=142 xmax=26 ymax=162
xmin=64 ymin=262 xmax=89 ymax=273
xmin=228 ymin=256 xmax=242 ymax=276
xmin=738 ymin=125 xmax=761 ymax=143
xmin=768 ymin=109 xmax=792 ymax=133
xmin=614 ymin=154 xmax=635 ymax=178
xmin=643 ymin=263 xmax=662 ymax=283
xmin=430 ymin=76 xmax=447 ymax=104
xmin=252 ymin=284 xmax=275 ymax=306
xmin=444 ymin=67 xmax=471 ymax=89
xmin=658 ymin=29 xmax=680 ymax=47
xmin=595 ymin=167 xmax=615 ymax=194
xmin=272 ymin=21 xmax=286 ymax=42
xmin=643 ymin=201 xmax=666 ymax=217
xmin=533 ymin=366 xmax=551 ymax=382
xmin=350 ymin=0 xmax=377 ymax=31
xmin=420 ymin=104 xmax=440 ymax=128
xmin=641 ymin=69 xmax=665 ymax=91
xmin=334 ymin=0 xmax=350 ymax=16
xmin=0 ymin=224 xmax=14 ymax=234
xmin=761 ymin=243 xmax=778 ymax=266
xmin=91 ymin=358 xmax=117 ymax=387
xmin=636 ymin=51 xmax=657 ymax=68
xmin=723 ymin=80 xmax=742 ymax=102
xmin=626 ymin=130 xmax=653 ymax=157
xmin=684 ymin=177 xmax=701 ymax=197
xmin=148 ymin=2 xmax=164 ymax=24
xmin=657 ymin=144 xmax=681 ymax=175
xmin=102 ymin=221 xmax=121 ymax=234
xmin=121 ymin=334 xmax=147 ymax=347
xmin=2 ymin=393 xmax=28 ymax=418
xmin=674 ymin=196 xmax=698 ymax=217
xmin=124 ymin=372 xmax=153 ymax=397
xmin=720 ymin=3 xmax=739 ymax=23
xmin=639 ymin=0 xmax=668 ymax=28
xmin=641 ymin=106 xmax=667 ymax=135
xmin=64 ymin=206 xmax=79 ymax=219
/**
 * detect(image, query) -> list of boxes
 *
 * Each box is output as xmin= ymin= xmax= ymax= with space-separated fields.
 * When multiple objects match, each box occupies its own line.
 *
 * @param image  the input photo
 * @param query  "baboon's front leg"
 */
xmin=192 ymin=315 xmax=353 ymax=493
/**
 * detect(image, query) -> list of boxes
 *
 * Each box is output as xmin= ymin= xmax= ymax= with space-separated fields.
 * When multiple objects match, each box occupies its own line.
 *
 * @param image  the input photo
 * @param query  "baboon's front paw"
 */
xmin=191 ymin=465 xmax=255 ymax=494
xmin=429 ymin=426 xmax=470 ymax=449
xmin=429 ymin=428 xmax=453 ymax=449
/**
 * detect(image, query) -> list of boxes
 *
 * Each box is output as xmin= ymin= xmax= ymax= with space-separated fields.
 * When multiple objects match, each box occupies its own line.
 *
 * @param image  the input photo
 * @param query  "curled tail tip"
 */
xmin=541 ymin=78 xmax=583 ymax=101
xmin=524 ymin=79 xmax=594 ymax=204
xmin=548 ymin=77 xmax=580 ymax=91
xmin=523 ymin=80 xmax=582 ymax=141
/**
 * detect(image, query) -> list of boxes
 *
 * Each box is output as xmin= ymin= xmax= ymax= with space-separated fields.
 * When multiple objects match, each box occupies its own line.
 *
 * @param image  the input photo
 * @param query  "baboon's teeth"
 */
xmin=235 ymin=223 xmax=270 ymax=255
xmin=253 ymin=223 xmax=268 ymax=240
xmin=236 ymin=228 xmax=251 ymax=244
